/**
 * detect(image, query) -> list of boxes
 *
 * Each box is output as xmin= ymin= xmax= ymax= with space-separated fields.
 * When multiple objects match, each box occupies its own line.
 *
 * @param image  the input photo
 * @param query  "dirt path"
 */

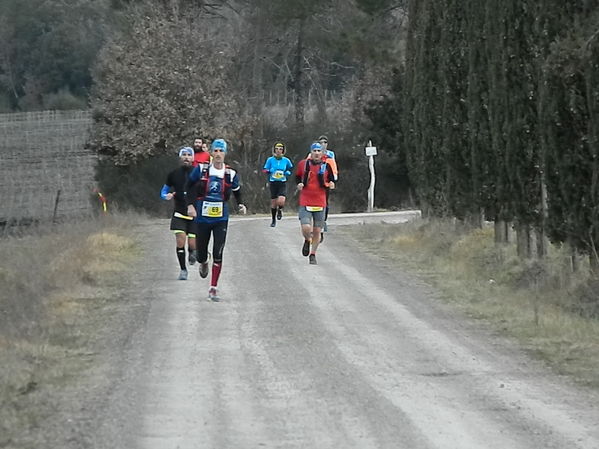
xmin=86 ymin=213 xmax=598 ymax=449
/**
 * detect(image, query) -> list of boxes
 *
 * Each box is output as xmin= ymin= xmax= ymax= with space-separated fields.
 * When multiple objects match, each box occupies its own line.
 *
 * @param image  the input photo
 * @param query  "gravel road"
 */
xmin=88 ymin=212 xmax=598 ymax=449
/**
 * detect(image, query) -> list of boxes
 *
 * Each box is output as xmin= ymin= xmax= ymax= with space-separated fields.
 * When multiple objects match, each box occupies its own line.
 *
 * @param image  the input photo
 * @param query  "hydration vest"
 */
xmin=196 ymin=163 xmax=234 ymax=201
xmin=302 ymin=159 xmax=330 ymax=188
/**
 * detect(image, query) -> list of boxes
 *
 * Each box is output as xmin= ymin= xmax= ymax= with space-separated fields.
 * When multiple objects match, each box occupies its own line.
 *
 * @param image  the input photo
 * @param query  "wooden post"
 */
xmin=52 ymin=189 xmax=61 ymax=223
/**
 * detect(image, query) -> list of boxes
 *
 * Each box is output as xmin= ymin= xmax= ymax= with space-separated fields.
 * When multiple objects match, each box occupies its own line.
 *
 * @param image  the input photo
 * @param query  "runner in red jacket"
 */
xmin=192 ymin=137 xmax=211 ymax=166
xmin=295 ymin=142 xmax=336 ymax=265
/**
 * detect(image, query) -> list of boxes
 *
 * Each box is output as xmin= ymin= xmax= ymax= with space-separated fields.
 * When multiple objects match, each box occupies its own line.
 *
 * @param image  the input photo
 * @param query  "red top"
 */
xmin=193 ymin=151 xmax=211 ymax=166
xmin=296 ymin=159 xmax=333 ymax=207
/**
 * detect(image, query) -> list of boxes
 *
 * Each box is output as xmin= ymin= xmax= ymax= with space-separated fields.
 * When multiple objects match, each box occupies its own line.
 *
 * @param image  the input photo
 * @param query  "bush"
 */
xmin=95 ymin=156 xmax=175 ymax=216
xmin=569 ymin=278 xmax=599 ymax=318
xmin=43 ymin=89 xmax=88 ymax=111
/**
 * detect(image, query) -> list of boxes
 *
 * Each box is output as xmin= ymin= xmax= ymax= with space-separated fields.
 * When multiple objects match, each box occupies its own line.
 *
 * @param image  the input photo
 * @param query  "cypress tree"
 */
xmin=540 ymin=2 xmax=599 ymax=269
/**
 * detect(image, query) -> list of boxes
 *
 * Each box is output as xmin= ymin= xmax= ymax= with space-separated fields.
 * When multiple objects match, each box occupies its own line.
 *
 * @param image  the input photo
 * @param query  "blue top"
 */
xmin=187 ymin=164 xmax=240 ymax=223
xmin=263 ymin=156 xmax=293 ymax=182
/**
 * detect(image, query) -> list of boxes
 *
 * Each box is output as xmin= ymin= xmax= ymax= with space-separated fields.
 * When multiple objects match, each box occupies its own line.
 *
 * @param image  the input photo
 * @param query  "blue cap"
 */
xmin=178 ymin=146 xmax=194 ymax=157
xmin=310 ymin=142 xmax=323 ymax=151
xmin=211 ymin=139 xmax=227 ymax=153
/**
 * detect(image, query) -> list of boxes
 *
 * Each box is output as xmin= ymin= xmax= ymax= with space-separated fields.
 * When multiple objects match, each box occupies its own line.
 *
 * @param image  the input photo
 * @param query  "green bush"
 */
xmin=569 ymin=278 xmax=599 ymax=318
xmin=95 ymin=156 xmax=175 ymax=216
xmin=43 ymin=89 xmax=88 ymax=111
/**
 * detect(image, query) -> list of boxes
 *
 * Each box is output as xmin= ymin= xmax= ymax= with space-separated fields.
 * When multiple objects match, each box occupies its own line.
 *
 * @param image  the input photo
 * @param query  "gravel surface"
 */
xmin=51 ymin=212 xmax=599 ymax=449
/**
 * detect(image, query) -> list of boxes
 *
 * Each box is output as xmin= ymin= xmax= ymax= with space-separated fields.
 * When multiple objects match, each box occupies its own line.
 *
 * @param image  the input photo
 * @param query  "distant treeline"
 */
xmin=366 ymin=0 xmax=599 ymax=266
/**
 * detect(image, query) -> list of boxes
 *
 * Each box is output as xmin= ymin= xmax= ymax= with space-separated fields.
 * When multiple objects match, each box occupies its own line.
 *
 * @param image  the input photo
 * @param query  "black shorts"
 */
xmin=269 ymin=181 xmax=287 ymax=199
xmin=170 ymin=214 xmax=196 ymax=236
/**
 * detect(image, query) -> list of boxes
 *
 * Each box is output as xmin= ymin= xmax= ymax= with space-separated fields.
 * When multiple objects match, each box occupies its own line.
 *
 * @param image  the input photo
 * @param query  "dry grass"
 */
xmin=346 ymin=219 xmax=599 ymax=388
xmin=0 ymin=213 xmax=139 ymax=448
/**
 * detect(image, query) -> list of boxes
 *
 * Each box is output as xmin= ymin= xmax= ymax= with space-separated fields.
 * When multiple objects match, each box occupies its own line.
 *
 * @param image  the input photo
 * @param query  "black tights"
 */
xmin=195 ymin=221 xmax=228 ymax=264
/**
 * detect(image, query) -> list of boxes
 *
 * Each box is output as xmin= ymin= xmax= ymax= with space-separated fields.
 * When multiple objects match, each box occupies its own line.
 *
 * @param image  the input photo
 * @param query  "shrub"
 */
xmin=43 ymin=89 xmax=88 ymax=111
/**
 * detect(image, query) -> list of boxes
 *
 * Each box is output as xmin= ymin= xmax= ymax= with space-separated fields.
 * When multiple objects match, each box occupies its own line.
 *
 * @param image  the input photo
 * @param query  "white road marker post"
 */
xmin=365 ymin=140 xmax=377 ymax=212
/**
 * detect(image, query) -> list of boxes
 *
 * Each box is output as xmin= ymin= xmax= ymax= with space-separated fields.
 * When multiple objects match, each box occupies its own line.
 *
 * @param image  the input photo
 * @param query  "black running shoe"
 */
xmin=277 ymin=208 xmax=282 ymax=220
xmin=309 ymin=254 xmax=317 ymax=265
xmin=199 ymin=261 xmax=209 ymax=278
xmin=188 ymin=250 xmax=197 ymax=265
xmin=270 ymin=220 xmax=276 ymax=227
xmin=320 ymin=232 xmax=324 ymax=243
xmin=302 ymin=240 xmax=310 ymax=256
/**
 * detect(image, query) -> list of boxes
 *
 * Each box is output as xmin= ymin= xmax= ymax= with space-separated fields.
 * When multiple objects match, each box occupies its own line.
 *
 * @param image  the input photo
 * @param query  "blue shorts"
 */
xmin=298 ymin=206 xmax=325 ymax=228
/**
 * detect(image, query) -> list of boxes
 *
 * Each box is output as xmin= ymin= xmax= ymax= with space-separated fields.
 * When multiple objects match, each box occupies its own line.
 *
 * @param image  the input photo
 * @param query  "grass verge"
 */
xmin=0 ymin=214 xmax=140 ymax=449
xmin=344 ymin=218 xmax=599 ymax=389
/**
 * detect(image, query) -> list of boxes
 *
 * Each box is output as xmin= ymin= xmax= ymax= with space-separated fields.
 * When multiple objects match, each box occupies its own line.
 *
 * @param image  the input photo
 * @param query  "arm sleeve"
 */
xmin=231 ymin=172 xmax=243 ymax=204
xmin=233 ymin=188 xmax=243 ymax=204
xmin=160 ymin=184 xmax=170 ymax=200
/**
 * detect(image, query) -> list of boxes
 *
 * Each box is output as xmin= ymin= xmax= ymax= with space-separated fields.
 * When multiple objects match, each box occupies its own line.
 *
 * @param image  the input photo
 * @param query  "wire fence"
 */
xmin=0 ymin=110 xmax=96 ymax=227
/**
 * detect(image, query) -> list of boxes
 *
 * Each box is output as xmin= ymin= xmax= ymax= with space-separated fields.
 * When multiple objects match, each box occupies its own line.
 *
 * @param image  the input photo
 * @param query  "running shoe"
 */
xmin=309 ymin=254 xmax=317 ymax=265
xmin=188 ymin=250 xmax=197 ymax=265
xmin=320 ymin=232 xmax=324 ymax=243
xmin=270 ymin=220 xmax=276 ymax=227
xmin=302 ymin=239 xmax=310 ymax=256
xmin=199 ymin=261 xmax=209 ymax=278
xmin=207 ymin=287 xmax=220 ymax=302
xmin=178 ymin=269 xmax=188 ymax=280
xmin=277 ymin=208 xmax=283 ymax=220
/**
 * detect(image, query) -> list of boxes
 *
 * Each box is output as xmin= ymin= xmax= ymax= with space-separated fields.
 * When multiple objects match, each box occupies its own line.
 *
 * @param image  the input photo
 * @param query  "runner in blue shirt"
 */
xmin=185 ymin=139 xmax=247 ymax=302
xmin=262 ymin=141 xmax=293 ymax=227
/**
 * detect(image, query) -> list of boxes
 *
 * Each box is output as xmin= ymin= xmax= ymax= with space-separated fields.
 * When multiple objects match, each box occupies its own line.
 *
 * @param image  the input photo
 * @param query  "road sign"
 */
xmin=365 ymin=146 xmax=377 ymax=156
xmin=365 ymin=140 xmax=376 ymax=212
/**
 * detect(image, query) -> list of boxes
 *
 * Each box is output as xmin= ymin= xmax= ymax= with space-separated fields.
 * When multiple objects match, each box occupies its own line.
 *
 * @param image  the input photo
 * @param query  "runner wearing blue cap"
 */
xmin=295 ymin=142 xmax=336 ymax=265
xmin=185 ymin=139 xmax=247 ymax=301
xmin=160 ymin=146 xmax=197 ymax=280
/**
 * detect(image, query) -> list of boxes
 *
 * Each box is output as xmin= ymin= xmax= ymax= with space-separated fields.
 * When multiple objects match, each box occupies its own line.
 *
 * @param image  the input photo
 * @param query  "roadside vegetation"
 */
xmin=0 ymin=214 xmax=139 ymax=449
xmin=347 ymin=218 xmax=599 ymax=389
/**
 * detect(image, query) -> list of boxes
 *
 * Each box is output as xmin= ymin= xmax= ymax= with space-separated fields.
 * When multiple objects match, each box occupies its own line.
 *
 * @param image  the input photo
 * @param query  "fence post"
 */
xmin=52 ymin=189 xmax=61 ymax=223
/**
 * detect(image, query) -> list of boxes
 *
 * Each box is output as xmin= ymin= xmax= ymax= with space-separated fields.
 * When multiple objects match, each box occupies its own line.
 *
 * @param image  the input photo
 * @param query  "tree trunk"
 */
xmin=462 ymin=209 xmax=484 ymax=228
xmin=516 ymin=223 xmax=532 ymax=259
xmin=567 ymin=238 xmax=579 ymax=273
xmin=293 ymin=17 xmax=306 ymax=129
xmin=494 ymin=219 xmax=509 ymax=245
xmin=535 ymin=228 xmax=547 ymax=259
xmin=536 ymin=168 xmax=549 ymax=258
xmin=590 ymin=253 xmax=599 ymax=274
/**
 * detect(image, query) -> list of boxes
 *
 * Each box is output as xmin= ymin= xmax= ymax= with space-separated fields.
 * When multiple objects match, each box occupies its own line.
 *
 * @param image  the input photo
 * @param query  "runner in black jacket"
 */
xmin=160 ymin=147 xmax=197 ymax=280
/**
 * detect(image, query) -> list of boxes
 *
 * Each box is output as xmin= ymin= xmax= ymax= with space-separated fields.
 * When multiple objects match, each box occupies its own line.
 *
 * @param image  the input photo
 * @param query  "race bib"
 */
xmin=306 ymin=206 xmax=324 ymax=212
xmin=201 ymin=201 xmax=224 ymax=218
xmin=273 ymin=170 xmax=284 ymax=179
